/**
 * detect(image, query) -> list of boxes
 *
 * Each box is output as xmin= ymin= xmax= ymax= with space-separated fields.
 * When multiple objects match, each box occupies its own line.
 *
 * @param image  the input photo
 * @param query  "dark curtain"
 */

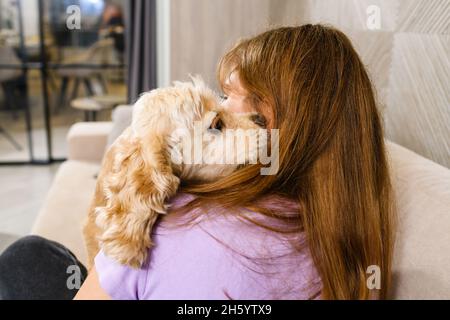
xmin=125 ymin=0 xmax=157 ymax=104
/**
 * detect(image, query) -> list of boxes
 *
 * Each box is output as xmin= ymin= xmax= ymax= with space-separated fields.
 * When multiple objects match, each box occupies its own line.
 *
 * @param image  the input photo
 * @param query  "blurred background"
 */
xmin=0 ymin=0 xmax=448 ymax=236
xmin=0 ymin=0 xmax=126 ymax=163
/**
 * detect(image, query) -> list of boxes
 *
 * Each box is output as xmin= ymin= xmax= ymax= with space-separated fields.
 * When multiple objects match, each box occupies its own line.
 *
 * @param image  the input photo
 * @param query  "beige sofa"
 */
xmin=31 ymin=106 xmax=450 ymax=299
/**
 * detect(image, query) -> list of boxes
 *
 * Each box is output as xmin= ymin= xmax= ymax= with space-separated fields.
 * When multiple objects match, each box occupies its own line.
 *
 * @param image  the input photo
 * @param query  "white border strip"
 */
xmin=156 ymin=0 xmax=171 ymax=88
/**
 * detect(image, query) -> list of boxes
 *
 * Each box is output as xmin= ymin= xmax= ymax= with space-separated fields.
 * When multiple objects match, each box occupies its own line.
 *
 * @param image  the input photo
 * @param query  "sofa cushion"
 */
xmin=106 ymin=105 xmax=133 ymax=148
xmin=31 ymin=161 xmax=100 ymax=266
xmin=67 ymin=122 xmax=113 ymax=163
xmin=387 ymin=141 xmax=450 ymax=299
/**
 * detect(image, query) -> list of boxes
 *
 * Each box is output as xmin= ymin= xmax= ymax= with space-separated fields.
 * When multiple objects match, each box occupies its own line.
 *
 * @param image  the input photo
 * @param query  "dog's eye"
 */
xmin=209 ymin=115 xmax=224 ymax=132
xmin=250 ymin=113 xmax=267 ymax=128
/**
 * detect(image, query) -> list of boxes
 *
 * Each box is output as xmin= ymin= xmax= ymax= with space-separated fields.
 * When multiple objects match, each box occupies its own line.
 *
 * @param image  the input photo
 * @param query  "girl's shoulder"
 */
xmin=95 ymin=193 xmax=322 ymax=300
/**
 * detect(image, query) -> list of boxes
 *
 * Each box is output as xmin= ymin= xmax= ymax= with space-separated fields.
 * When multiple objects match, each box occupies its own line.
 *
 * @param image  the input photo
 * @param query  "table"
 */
xmin=70 ymin=94 xmax=127 ymax=121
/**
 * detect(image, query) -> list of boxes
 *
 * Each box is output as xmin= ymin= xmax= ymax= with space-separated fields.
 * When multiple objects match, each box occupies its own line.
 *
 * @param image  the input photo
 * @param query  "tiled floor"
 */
xmin=0 ymin=163 xmax=60 ymax=237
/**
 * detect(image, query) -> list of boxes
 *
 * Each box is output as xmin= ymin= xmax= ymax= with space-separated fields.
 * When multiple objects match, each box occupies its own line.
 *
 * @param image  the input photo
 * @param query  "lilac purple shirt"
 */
xmin=95 ymin=194 xmax=322 ymax=300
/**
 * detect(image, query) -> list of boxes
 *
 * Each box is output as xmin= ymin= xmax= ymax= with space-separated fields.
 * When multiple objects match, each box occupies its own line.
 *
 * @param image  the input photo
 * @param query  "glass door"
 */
xmin=0 ymin=0 xmax=127 ymax=164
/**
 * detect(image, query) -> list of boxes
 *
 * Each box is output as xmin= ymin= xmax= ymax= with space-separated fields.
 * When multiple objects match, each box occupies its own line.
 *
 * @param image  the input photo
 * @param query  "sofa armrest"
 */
xmin=67 ymin=122 xmax=113 ymax=163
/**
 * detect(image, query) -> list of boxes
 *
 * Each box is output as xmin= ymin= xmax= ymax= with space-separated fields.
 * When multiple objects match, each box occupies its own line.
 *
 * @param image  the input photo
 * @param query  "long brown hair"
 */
xmin=180 ymin=24 xmax=395 ymax=300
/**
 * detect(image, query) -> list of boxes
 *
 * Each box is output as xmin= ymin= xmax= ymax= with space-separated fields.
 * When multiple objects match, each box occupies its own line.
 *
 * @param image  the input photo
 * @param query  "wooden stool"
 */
xmin=70 ymin=95 xmax=127 ymax=121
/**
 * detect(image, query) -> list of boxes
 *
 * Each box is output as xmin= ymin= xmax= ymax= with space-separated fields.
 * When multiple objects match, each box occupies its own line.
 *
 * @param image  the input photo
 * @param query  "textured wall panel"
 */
xmin=396 ymin=0 xmax=450 ymax=34
xmin=386 ymin=34 xmax=450 ymax=167
xmin=347 ymin=30 xmax=394 ymax=107
xmin=309 ymin=0 xmax=399 ymax=32
xmin=170 ymin=0 xmax=271 ymax=87
xmin=267 ymin=0 xmax=313 ymax=26
xmin=267 ymin=0 xmax=399 ymax=31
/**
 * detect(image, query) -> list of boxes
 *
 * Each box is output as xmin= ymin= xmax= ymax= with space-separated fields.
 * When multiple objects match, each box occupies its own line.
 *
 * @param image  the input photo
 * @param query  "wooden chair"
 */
xmin=54 ymin=38 xmax=115 ymax=114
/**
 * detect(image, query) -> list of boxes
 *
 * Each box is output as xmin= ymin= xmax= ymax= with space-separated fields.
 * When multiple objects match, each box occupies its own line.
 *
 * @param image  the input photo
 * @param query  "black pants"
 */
xmin=0 ymin=235 xmax=87 ymax=300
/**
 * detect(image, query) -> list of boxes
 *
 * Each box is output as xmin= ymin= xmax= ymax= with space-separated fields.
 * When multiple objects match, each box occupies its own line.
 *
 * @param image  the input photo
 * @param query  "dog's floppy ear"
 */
xmin=95 ymin=128 xmax=180 ymax=268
